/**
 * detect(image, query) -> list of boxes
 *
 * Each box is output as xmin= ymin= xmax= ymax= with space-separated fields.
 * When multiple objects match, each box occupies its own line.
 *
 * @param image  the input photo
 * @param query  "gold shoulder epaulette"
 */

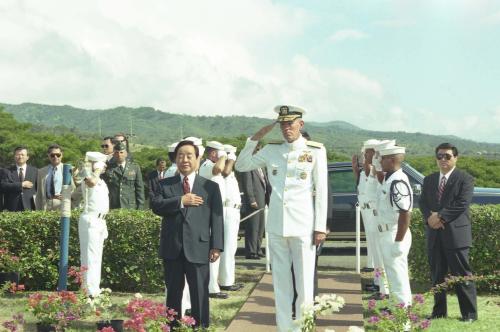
xmin=306 ymin=140 xmax=324 ymax=148
xmin=268 ymin=140 xmax=285 ymax=145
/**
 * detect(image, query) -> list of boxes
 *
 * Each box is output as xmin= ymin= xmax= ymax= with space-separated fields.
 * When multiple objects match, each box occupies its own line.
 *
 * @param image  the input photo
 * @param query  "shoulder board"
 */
xmin=306 ymin=140 xmax=324 ymax=149
xmin=267 ymin=140 xmax=285 ymax=145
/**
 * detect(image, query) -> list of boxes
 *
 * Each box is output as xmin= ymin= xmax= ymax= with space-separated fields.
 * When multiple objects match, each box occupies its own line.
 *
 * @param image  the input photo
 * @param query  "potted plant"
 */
xmin=0 ymin=247 xmax=21 ymax=285
xmin=27 ymin=290 xmax=84 ymax=331
xmin=87 ymin=288 xmax=125 ymax=332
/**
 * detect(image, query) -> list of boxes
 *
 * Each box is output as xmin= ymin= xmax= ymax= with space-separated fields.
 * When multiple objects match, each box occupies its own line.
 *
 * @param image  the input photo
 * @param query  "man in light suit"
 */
xmin=239 ymin=144 xmax=270 ymax=259
xmin=235 ymin=105 xmax=328 ymax=332
xmin=35 ymin=144 xmax=73 ymax=211
xmin=419 ymin=143 xmax=477 ymax=322
xmin=1 ymin=146 xmax=38 ymax=211
xmin=151 ymin=140 xmax=224 ymax=328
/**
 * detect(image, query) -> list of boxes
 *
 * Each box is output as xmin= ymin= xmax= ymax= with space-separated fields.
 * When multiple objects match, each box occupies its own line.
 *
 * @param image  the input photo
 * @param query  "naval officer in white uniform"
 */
xmin=78 ymin=151 xmax=109 ymax=296
xmin=235 ymin=105 xmax=328 ymax=332
xmin=376 ymin=145 xmax=413 ymax=306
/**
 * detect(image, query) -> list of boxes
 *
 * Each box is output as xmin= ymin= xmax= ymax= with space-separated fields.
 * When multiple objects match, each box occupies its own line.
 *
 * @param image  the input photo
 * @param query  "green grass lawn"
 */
xmin=361 ymin=272 xmax=500 ymax=331
xmin=0 ymin=269 xmax=263 ymax=332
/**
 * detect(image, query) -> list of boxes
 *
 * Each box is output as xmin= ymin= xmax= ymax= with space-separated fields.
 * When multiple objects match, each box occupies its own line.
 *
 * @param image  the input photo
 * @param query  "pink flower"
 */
xmin=409 ymin=313 xmax=419 ymax=322
xmin=368 ymin=316 xmax=380 ymax=323
xmin=368 ymin=299 xmax=377 ymax=310
xmin=413 ymin=294 xmax=425 ymax=304
xmin=420 ymin=319 xmax=431 ymax=329
xmin=99 ymin=327 xmax=115 ymax=332
xmin=180 ymin=315 xmax=196 ymax=326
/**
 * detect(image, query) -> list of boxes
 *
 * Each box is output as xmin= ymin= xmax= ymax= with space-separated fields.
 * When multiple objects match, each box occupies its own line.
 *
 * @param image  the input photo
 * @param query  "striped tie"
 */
xmin=437 ymin=176 xmax=446 ymax=203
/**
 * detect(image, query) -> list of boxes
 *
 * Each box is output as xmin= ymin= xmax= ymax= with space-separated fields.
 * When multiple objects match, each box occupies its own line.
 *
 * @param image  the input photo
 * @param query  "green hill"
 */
xmin=2 ymin=102 xmax=500 ymax=157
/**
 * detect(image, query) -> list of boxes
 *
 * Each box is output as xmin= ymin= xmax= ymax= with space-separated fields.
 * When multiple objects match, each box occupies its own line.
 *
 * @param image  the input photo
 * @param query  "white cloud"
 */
xmin=482 ymin=10 xmax=500 ymax=24
xmin=329 ymin=29 xmax=367 ymax=42
xmin=373 ymin=19 xmax=415 ymax=28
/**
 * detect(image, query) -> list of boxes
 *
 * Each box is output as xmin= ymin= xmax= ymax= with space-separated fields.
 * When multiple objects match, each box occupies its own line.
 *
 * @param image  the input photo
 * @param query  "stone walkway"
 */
xmin=226 ymin=272 xmax=364 ymax=331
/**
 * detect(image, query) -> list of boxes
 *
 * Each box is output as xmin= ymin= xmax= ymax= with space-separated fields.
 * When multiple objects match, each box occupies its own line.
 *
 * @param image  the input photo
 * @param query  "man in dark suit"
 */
xmin=419 ymin=142 xmax=477 ymax=322
xmin=151 ymin=140 xmax=224 ymax=328
xmin=147 ymin=158 xmax=167 ymax=199
xmin=239 ymin=144 xmax=271 ymax=259
xmin=1 ymin=146 xmax=38 ymax=211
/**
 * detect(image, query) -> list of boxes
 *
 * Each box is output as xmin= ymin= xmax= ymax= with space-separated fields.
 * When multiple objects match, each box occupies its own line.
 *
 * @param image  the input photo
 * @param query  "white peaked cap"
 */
xmin=206 ymin=140 xmax=224 ymax=150
xmin=379 ymin=146 xmax=406 ymax=156
xmin=374 ymin=139 xmax=396 ymax=152
xmin=168 ymin=142 xmax=179 ymax=153
xmin=362 ymin=139 xmax=381 ymax=150
xmin=85 ymin=151 xmax=107 ymax=163
xmin=183 ymin=136 xmax=203 ymax=146
xmin=223 ymin=144 xmax=237 ymax=153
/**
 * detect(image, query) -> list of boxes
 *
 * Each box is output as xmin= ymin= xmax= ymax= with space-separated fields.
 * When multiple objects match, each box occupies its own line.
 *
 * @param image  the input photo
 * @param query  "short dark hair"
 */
xmin=174 ymin=140 xmax=199 ymax=158
xmin=102 ymin=136 xmax=114 ymax=141
xmin=168 ymin=152 xmax=176 ymax=163
xmin=14 ymin=146 xmax=29 ymax=154
xmin=47 ymin=144 xmax=63 ymax=154
xmin=205 ymin=147 xmax=216 ymax=155
xmin=435 ymin=143 xmax=458 ymax=157
xmin=156 ymin=158 xmax=166 ymax=165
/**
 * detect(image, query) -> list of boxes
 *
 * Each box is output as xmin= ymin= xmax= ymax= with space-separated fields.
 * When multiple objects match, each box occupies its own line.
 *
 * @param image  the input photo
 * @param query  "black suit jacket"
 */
xmin=0 ymin=165 xmax=38 ymax=211
xmin=151 ymin=174 xmax=224 ymax=264
xmin=419 ymin=168 xmax=474 ymax=250
xmin=239 ymin=169 xmax=270 ymax=215
xmin=147 ymin=170 xmax=162 ymax=199
xmin=0 ymin=168 xmax=5 ymax=211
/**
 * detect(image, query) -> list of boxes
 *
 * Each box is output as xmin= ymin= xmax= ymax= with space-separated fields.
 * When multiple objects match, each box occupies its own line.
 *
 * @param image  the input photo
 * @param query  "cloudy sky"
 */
xmin=1 ymin=0 xmax=500 ymax=142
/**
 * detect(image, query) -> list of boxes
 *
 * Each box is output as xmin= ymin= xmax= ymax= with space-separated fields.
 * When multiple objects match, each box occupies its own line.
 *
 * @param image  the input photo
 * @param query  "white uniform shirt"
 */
xmin=82 ymin=178 xmax=109 ymax=215
xmin=199 ymin=159 xmax=226 ymax=202
xmin=357 ymin=166 xmax=378 ymax=205
xmin=165 ymin=163 xmax=178 ymax=178
xmin=236 ymin=136 xmax=328 ymax=237
xmin=224 ymin=171 xmax=241 ymax=206
xmin=376 ymin=168 xmax=413 ymax=225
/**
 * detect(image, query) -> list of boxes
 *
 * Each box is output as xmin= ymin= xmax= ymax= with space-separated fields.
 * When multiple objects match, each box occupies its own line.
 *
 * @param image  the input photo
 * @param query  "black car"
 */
xmin=327 ymin=162 xmax=500 ymax=238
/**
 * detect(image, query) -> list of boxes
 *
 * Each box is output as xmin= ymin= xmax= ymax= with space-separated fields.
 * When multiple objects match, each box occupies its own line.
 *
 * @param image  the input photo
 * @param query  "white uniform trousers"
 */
xmin=209 ymin=207 xmax=227 ymax=294
xmin=361 ymin=208 xmax=389 ymax=294
xmin=379 ymin=227 xmax=412 ymax=306
xmin=361 ymin=208 xmax=374 ymax=269
xmin=219 ymin=207 xmax=240 ymax=286
xmin=269 ymin=233 xmax=316 ymax=332
xmin=78 ymin=213 xmax=108 ymax=297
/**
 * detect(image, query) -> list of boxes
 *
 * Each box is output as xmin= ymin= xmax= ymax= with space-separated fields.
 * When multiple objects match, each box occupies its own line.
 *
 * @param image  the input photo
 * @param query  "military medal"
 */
xmin=300 ymin=171 xmax=307 ymax=180
xmin=272 ymin=169 xmax=278 ymax=176
xmin=298 ymin=155 xmax=305 ymax=162
xmin=307 ymin=155 xmax=313 ymax=162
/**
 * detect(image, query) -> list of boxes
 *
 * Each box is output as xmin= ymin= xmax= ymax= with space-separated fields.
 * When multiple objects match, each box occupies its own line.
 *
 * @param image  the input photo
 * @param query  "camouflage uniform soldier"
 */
xmin=103 ymin=142 xmax=145 ymax=209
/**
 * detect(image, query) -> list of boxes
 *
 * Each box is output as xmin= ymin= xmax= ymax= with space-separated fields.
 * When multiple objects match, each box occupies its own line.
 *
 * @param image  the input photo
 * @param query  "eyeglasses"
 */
xmin=50 ymin=153 xmax=62 ymax=158
xmin=101 ymin=144 xmax=109 ymax=148
xmin=436 ymin=153 xmax=453 ymax=160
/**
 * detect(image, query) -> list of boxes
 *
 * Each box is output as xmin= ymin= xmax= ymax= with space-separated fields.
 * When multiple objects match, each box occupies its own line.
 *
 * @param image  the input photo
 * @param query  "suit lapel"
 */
xmin=428 ymin=172 xmax=439 ymax=203
xmin=185 ymin=175 xmax=202 ymax=220
xmin=171 ymin=175 xmax=187 ymax=218
xmin=9 ymin=166 xmax=19 ymax=181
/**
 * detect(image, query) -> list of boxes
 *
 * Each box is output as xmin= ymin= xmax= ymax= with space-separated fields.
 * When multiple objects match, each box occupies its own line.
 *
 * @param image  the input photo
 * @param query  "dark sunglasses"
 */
xmin=101 ymin=144 xmax=109 ymax=148
xmin=436 ymin=153 xmax=453 ymax=160
xmin=50 ymin=153 xmax=62 ymax=158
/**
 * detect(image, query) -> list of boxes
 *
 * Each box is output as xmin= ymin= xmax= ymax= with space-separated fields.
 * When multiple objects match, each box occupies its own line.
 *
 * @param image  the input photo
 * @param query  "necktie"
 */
xmin=183 ymin=176 xmax=190 ymax=194
xmin=50 ymin=167 xmax=56 ymax=197
xmin=19 ymin=167 xmax=24 ymax=182
xmin=159 ymin=171 xmax=164 ymax=180
xmin=119 ymin=165 xmax=124 ymax=172
xmin=437 ymin=176 xmax=446 ymax=202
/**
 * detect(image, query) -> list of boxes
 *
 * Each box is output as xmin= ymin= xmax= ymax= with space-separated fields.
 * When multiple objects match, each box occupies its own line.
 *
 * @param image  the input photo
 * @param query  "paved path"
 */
xmin=226 ymin=272 xmax=363 ymax=331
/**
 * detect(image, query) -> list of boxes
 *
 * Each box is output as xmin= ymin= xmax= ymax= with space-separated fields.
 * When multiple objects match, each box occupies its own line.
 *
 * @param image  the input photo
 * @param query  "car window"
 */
xmin=329 ymin=169 xmax=357 ymax=193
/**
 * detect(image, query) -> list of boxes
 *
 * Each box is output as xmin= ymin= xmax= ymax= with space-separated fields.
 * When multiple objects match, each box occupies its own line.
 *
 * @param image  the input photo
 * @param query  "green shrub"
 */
xmin=409 ymin=205 xmax=500 ymax=291
xmin=0 ymin=209 xmax=163 ymax=292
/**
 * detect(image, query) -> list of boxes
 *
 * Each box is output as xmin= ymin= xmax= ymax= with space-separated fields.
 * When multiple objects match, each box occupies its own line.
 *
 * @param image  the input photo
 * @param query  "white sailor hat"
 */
xmin=85 ymin=151 xmax=107 ymax=163
xmin=274 ymin=105 xmax=305 ymax=122
xmin=183 ymin=136 xmax=203 ymax=147
xmin=206 ymin=140 xmax=224 ymax=150
xmin=379 ymin=146 xmax=406 ymax=156
xmin=223 ymin=144 xmax=237 ymax=153
xmin=374 ymin=139 xmax=396 ymax=152
xmin=362 ymin=139 xmax=381 ymax=150
xmin=168 ymin=142 xmax=179 ymax=153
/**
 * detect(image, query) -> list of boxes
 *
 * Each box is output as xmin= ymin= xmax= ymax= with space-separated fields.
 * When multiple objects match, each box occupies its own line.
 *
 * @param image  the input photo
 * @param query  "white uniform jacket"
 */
xmin=235 ymin=136 xmax=328 ymax=237
xmin=199 ymin=159 xmax=226 ymax=202
xmin=377 ymin=168 xmax=413 ymax=225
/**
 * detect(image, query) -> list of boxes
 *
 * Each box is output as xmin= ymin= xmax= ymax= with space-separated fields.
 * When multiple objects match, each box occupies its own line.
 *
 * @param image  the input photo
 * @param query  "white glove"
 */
xmin=373 ymin=156 xmax=382 ymax=172
xmin=391 ymin=241 xmax=405 ymax=257
xmin=227 ymin=152 xmax=237 ymax=161
xmin=217 ymin=150 xmax=227 ymax=158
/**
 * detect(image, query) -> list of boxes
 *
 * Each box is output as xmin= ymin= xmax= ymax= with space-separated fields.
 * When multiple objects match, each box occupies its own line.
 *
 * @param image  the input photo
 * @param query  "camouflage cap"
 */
xmin=114 ymin=142 xmax=127 ymax=152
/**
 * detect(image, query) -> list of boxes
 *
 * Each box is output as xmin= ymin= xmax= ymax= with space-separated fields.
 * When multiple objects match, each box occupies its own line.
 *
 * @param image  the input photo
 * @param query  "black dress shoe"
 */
xmin=362 ymin=267 xmax=375 ymax=272
xmin=209 ymin=292 xmax=228 ymax=299
xmin=258 ymin=253 xmax=266 ymax=258
xmin=184 ymin=309 xmax=192 ymax=316
xmin=364 ymin=284 xmax=380 ymax=292
xmin=220 ymin=283 xmax=244 ymax=291
xmin=459 ymin=317 xmax=477 ymax=323
xmin=426 ymin=314 xmax=447 ymax=320
xmin=245 ymin=254 xmax=261 ymax=259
